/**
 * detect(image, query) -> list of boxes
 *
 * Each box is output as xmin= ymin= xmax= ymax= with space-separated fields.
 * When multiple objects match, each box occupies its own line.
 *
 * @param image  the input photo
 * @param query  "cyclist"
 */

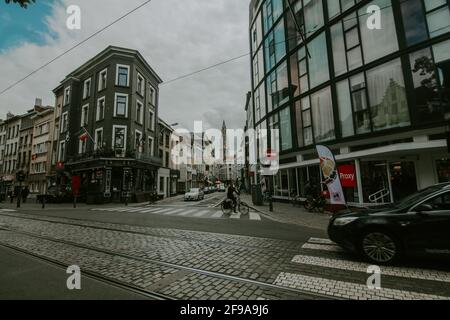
xmin=227 ymin=183 xmax=239 ymax=213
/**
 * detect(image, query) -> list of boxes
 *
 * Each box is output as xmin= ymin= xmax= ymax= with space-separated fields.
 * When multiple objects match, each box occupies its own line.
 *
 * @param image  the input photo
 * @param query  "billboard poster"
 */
xmin=316 ymin=145 xmax=346 ymax=205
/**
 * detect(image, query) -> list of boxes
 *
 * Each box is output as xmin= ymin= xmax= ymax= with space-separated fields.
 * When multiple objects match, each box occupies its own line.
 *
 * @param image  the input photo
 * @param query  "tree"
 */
xmin=4 ymin=0 xmax=35 ymax=8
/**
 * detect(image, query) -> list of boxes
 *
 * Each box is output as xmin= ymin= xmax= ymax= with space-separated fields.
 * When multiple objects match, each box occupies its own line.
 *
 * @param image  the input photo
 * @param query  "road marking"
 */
xmin=193 ymin=210 xmax=209 ymax=217
xmin=301 ymin=243 xmax=343 ymax=252
xmin=249 ymin=212 xmax=261 ymax=221
xmin=150 ymin=208 xmax=174 ymax=214
xmin=291 ymin=255 xmax=450 ymax=283
xmin=211 ymin=211 xmax=223 ymax=218
xmin=163 ymin=208 xmax=185 ymax=215
xmin=274 ymin=272 xmax=449 ymax=300
xmin=0 ymin=209 xmax=16 ymax=212
xmin=308 ymin=237 xmax=335 ymax=245
xmin=231 ymin=212 xmax=241 ymax=219
xmin=178 ymin=209 xmax=197 ymax=216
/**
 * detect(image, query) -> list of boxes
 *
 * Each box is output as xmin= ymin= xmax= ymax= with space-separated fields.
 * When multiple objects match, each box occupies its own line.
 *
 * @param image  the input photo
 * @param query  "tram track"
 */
xmin=0 ymin=221 xmax=339 ymax=300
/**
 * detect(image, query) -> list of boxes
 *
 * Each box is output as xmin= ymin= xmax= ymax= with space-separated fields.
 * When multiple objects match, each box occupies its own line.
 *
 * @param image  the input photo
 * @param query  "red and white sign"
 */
xmin=338 ymin=164 xmax=356 ymax=188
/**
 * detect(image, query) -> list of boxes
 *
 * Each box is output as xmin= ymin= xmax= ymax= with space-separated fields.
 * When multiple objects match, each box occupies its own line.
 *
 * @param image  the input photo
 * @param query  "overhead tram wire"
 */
xmin=0 ymin=0 xmax=154 ymax=96
xmin=0 ymin=0 xmax=421 ymax=94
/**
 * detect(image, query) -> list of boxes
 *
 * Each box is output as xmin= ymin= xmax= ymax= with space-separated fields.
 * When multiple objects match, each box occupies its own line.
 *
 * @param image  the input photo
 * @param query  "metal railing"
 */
xmin=369 ymin=188 xmax=390 ymax=203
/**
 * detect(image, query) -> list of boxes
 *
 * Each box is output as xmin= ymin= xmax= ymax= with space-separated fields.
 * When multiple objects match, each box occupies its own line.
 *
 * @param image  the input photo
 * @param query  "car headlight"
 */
xmin=333 ymin=217 xmax=359 ymax=226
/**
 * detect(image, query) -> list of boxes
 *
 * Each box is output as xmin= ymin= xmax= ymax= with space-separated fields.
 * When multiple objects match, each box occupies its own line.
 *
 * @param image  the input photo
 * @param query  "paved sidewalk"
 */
xmin=240 ymin=194 xmax=331 ymax=231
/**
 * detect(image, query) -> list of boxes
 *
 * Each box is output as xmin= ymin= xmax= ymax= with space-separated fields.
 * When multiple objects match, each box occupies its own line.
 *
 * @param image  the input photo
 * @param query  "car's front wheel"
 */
xmin=359 ymin=230 xmax=402 ymax=265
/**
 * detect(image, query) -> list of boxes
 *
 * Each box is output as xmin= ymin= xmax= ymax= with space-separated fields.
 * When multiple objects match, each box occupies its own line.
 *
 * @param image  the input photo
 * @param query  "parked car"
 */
xmin=218 ymin=184 xmax=226 ymax=192
xmin=328 ymin=183 xmax=450 ymax=265
xmin=203 ymin=187 xmax=211 ymax=194
xmin=184 ymin=188 xmax=204 ymax=201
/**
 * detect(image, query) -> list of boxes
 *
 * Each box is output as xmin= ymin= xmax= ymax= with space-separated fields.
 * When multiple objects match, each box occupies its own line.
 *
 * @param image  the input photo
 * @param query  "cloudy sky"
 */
xmin=0 ymin=0 xmax=251 ymax=131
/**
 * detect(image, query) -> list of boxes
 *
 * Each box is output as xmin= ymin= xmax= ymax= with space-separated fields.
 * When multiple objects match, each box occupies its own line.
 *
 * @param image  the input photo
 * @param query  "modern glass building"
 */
xmin=248 ymin=0 xmax=450 ymax=204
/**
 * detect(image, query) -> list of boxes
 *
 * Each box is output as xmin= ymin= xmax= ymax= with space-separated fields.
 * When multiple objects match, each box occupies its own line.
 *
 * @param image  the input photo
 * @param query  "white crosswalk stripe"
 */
xmin=274 ymin=272 xmax=448 ymax=300
xmin=90 ymin=206 xmax=262 ymax=220
xmin=291 ymin=254 xmax=450 ymax=283
xmin=273 ymin=236 xmax=450 ymax=300
xmin=301 ymin=242 xmax=343 ymax=252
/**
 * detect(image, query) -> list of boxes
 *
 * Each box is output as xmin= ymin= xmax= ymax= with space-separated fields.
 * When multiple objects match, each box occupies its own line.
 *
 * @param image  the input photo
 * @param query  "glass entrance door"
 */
xmin=361 ymin=161 xmax=390 ymax=203
xmin=389 ymin=161 xmax=418 ymax=202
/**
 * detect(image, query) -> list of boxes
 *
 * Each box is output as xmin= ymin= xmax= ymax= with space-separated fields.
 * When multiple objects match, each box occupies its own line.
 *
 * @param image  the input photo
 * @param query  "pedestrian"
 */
xmin=22 ymin=186 xmax=30 ymax=203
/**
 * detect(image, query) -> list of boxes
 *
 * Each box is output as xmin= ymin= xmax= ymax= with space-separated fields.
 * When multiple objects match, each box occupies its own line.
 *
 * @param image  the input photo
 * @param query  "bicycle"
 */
xmin=303 ymin=195 xmax=326 ymax=213
xmin=221 ymin=195 xmax=250 ymax=216
xmin=289 ymin=192 xmax=303 ymax=207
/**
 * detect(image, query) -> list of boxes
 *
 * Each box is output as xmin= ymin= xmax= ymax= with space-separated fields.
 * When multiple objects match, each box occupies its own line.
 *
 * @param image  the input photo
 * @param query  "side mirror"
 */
xmin=415 ymin=204 xmax=433 ymax=214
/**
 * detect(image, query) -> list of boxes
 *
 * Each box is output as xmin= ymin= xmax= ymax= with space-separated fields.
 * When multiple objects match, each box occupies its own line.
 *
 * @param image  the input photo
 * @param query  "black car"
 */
xmin=328 ymin=183 xmax=450 ymax=265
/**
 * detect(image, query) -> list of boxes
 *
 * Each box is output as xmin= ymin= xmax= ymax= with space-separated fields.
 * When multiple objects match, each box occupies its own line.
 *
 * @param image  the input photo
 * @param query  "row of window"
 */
xmin=58 ymin=126 xmax=157 ymax=161
xmin=64 ymin=64 xmax=158 ymax=107
xmin=252 ymin=0 xmax=450 ymax=92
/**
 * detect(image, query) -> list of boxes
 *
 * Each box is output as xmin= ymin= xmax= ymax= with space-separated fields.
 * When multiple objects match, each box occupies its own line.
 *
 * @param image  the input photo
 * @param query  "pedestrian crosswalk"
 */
xmin=273 ymin=237 xmax=450 ymax=300
xmin=91 ymin=206 xmax=262 ymax=221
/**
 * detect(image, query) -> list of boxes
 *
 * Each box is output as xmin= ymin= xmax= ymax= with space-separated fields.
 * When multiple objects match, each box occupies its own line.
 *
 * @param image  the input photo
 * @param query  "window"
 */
xmin=98 ymin=68 xmax=107 ymax=91
xmin=64 ymin=87 xmax=70 ymax=105
xmin=311 ymin=86 xmax=335 ymax=142
xmin=336 ymin=79 xmax=354 ymax=137
xmin=267 ymin=61 xmax=289 ymax=112
xmin=137 ymin=73 xmax=145 ymax=96
xmin=116 ymin=64 xmax=130 ymax=87
xmin=149 ymin=109 xmax=155 ymax=131
xmin=400 ymin=0 xmax=428 ymax=46
xmin=279 ymin=107 xmax=292 ymax=151
xmin=58 ymin=141 xmax=65 ymax=162
xmin=60 ymin=112 xmax=68 ymax=133
xmin=308 ymin=32 xmax=329 ymax=89
xmin=149 ymin=85 xmax=157 ymax=106
xmin=114 ymin=93 xmax=128 ymax=117
xmin=149 ymin=137 xmax=154 ymax=156
xmin=96 ymin=97 xmax=105 ymax=121
xmin=136 ymin=101 xmax=143 ymax=124
xmin=94 ymin=128 xmax=103 ymax=151
xmin=263 ymin=0 xmax=283 ymax=34
xmin=254 ymin=84 xmax=266 ymax=123
xmin=79 ymin=138 xmax=87 ymax=155
xmin=359 ymin=0 xmax=399 ymax=64
xmin=350 ymin=73 xmax=371 ymax=134
xmin=81 ymin=104 xmax=89 ymax=127
xmin=113 ymin=125 xmax=127 ymax=151
xmin=264 ymin=18 xmax=286 ymax=72
xmin=295 ymin=97 xmax=314 ymax=146
xmin=83 ymin=78 xmax=91 ymax=99
xmin=135 ymin=130 xmax=143 ymax=153
xmin=367 ymin=59 xmax=410 ymax=131
xmin=304 ymin=0 xmax=324 ymax=36
xmin=425 ymin=2 xmax=450 ymax=38
xmin=421 ymin=192 xmax=450 ymax=211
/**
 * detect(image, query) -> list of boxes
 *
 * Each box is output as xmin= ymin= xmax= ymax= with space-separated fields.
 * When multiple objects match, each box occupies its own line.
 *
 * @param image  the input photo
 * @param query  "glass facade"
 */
xmin=250 ymin=0 xmax=450 ymax=155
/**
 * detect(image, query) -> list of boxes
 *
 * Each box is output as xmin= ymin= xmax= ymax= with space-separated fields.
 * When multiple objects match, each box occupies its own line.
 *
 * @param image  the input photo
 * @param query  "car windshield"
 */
xmin=393 ymin=185 xmax=444 ymax=208
xmin=189 ymin=189 xmax=199 ymax=193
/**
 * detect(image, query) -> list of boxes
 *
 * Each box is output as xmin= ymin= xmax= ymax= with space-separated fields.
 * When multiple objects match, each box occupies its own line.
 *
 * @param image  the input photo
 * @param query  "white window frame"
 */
xmin=137 ymin=72 xmax=145 ymax=96
xmin=116 ymin=64 xmax=130 ymax=87
xmin=98 ymin=68 xmax=108 ymax=91
xmin=78 ymin=137 xmax=87 ymax=155
xmin=149 ymin=84 xmax=156 ymax=106
xmin=94 ymin=128 xmax=104 ymax=151
xmin=114 ymin=93 xmax=129 ymax=117
xmin=64 ymin=86 xmax=71 ymax=105
xmin=135 ymin=129 xmax=143 ymax=152
xmin=58 ymin=141 xmax=65 ymax=162
xmin=96 ymin=97 xmax=105 ymax=121
xmin=149 ymin=109 xmax=155 ymax=131
xmin=83 ymin=78 xmax=91 ymax=99
xmin=60 ymin=111 xmax=68 ymax=133
xmin=81 ymin=104 xmax=89 ymax=127
xmin=112 ymin=125 xmax=127 ymax=152
xmin=149 ymin=136 xmax=154 ymax=157
xmin=136 ymin=100 xmax=144 ymax=124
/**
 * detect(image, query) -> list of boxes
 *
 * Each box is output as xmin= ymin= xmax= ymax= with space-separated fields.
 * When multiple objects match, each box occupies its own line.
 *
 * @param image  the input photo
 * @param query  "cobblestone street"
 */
xmin=0 ymin=209 xmax=449 ymax=300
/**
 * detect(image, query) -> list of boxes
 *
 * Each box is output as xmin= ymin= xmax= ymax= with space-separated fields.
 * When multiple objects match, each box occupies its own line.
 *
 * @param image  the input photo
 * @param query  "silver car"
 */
xmin=184 ymin=188 xmax=204 ymax=201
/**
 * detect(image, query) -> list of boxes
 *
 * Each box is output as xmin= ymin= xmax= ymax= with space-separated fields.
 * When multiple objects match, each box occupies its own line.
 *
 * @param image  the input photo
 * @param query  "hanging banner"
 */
xmin=316 ymin=145 xmax=346 ymax=205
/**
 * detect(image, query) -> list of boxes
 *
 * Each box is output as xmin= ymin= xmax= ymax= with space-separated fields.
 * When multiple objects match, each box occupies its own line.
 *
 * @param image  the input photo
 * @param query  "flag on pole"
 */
xmin=315 ymin=145 xmax=346 ymax=206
